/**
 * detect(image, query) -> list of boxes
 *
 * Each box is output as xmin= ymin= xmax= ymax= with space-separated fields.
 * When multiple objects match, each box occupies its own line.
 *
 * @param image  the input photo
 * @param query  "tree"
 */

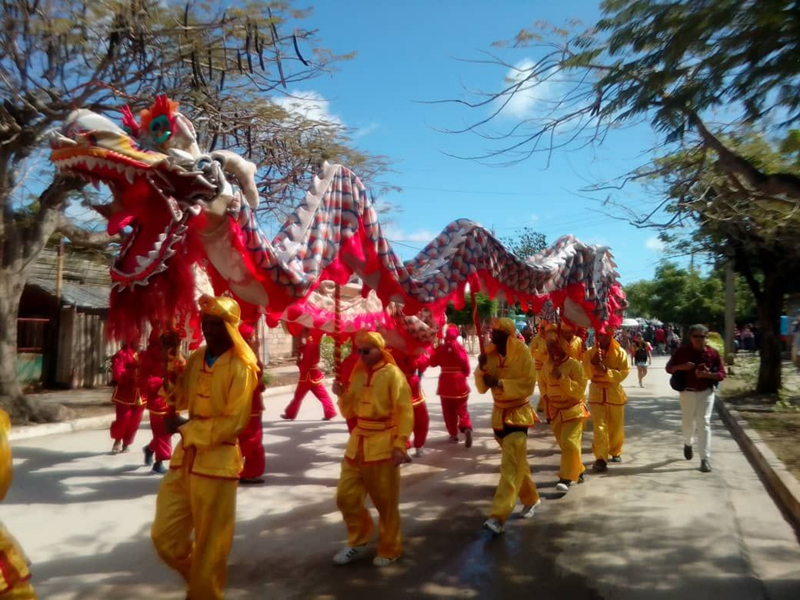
xmin=439 ymin=0 xmax=800 ymax=393
xmin=0 ymin=0 xmax=381 ymax=422
xmin=502 ymin=227 xmax=547 ymax=260
xmin=446 ymin=293 xmax=497 ymax=328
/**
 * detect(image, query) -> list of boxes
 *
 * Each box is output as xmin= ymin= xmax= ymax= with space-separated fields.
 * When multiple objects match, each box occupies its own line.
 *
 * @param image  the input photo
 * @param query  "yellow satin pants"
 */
xmin=551 ymin=417 xmax=586 ymax=482
xmin=336 ymin=458 xmax=402 ymax=559
xmin=0 ymin=523 xmax=35 ymax=599
xmin=151 ymin=460 xmax=238 ymax=600
xmin=590 ymin=402 xmax=625 ymax=462
xmin=490 ymin=431 xmax=539 ymax=524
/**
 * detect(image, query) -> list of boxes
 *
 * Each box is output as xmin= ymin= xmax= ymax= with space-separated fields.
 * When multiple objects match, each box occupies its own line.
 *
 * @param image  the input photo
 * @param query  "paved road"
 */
xmin=5 ymin=357 xmax=800 ymax=599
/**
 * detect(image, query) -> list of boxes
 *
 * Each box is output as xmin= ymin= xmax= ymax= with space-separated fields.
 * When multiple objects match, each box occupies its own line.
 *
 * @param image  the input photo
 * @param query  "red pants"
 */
xmin=110 ymin=402 xmax=145 ymax=445
xmin=284 ymin=380 xmax=336 ymax=420
xmin=406 ymin=402 xmax=429 ymax=450
xmin=239 ymin=414 xmax=266 ymax=479
xmin=147 ymin=413 xmax=172 ymax=462
xmin=440 ymin=396 xmax=472 ymax=436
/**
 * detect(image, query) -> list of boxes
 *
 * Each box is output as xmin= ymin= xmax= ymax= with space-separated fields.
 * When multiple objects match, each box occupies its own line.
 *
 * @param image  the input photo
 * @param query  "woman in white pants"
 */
xmin=665 ymin=324 xmax=726 ymax=473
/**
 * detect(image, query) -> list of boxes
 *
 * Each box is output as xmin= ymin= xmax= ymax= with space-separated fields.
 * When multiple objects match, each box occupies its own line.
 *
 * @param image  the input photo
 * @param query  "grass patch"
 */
xmin=722 ymin=355 xmax=800 ymax=480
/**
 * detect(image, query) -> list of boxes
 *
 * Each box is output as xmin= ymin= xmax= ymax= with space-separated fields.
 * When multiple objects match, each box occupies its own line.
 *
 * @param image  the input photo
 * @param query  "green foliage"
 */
xmin=262 ymin=372 xmax=271 ymax=387
xmin=501 ymin=227 xmax=547 ymax=260
xmin=320 ymin=336 xmax=352 ymax=375
xmin=624 ymin=262 xmax=757 ymax=328
xmin=446 ymin=293 xmax=497 ymax=327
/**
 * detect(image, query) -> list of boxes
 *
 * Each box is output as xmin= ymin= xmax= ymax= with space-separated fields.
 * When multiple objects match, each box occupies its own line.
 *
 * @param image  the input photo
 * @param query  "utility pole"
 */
xmin=724 ymin=247 xmax=735 ymax=365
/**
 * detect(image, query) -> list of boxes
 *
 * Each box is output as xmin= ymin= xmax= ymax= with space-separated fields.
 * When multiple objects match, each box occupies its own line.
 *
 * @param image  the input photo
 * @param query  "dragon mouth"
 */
xmin=50 ymin=111 xmax=201 ymax=290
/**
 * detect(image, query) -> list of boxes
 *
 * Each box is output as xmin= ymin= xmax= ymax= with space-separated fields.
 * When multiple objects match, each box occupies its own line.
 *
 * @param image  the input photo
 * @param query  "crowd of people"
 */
xmin=0 ymin=294 xmax=730 ymax=600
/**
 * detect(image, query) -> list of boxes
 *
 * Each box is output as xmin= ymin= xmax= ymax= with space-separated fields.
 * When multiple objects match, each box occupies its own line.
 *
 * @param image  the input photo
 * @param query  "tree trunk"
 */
xmin=756 ymin=269 xmax=785 ymax=395
xmin=0 ymin=272 xmax=32 ymax=421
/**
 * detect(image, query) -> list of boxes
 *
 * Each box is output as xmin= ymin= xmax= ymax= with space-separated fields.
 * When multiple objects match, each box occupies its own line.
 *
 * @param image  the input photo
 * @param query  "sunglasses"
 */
xmin=357 ymin=348 xmax=374 ymax=355
xmin=691 ymin=334 xmax=707 ymax=339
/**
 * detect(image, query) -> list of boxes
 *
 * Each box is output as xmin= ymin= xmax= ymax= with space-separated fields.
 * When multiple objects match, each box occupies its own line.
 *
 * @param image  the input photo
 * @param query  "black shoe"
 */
xmin=143 ymin=445 xmax=154 ymax=466
xmin=578 ymin=473 xmax=586 ymax=484
xmin=610 ymin=456 xmax=622 ymax=463
xmin=240 ymin=477 xmax=266 ymax=485
xmin=684 ymin=445 xmax=693 ymax=460
xmin=700 ymin=459 xmax=712 ymax=473
xmin=152 ymin=461 xmax=167 ymax=475
xmin=593 ymin=459 xmax=608 ymax=473
xmin=555 ymin=479 xmax=570 ymax=493
xmin=464 ymin=429 xmax=473 ymax=449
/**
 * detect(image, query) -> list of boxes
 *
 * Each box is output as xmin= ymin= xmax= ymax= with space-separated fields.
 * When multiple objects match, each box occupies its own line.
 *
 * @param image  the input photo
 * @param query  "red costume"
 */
xmin=390 ymin=348 xmax=431 ymax=451
xmin=110 ymin=345 xmax=145 ymax=447
xmin=239 ymin=359 xmax=266 ymax=479
xmin=429 ymin=326 xmax=473 ymax=437
xmin=283 ymin=334 xmax=336 ymax=420
xmin=140 ymin=337 xmax=173 ymax=463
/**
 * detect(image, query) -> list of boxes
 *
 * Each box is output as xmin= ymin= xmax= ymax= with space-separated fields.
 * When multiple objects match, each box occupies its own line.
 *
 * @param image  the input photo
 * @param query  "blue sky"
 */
xmin=273 ymin=0 xmax=676 ymax=284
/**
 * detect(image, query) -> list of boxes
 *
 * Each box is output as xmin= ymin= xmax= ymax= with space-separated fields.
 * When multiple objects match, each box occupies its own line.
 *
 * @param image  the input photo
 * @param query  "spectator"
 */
xmin=654 ymin=327 xmax=666 ymax=355
xmin=630 ymin=334 xmax=652 ymax=387
xmin=666 ymin=324 xmax=726 ymax=474
xmin=741 ymin=324 xmax=754 ymax=353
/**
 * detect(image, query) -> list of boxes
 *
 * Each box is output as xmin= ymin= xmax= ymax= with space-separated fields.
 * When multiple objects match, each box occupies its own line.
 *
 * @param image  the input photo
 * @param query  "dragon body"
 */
xmin=49 ymin=97 xmax=625 ymax=349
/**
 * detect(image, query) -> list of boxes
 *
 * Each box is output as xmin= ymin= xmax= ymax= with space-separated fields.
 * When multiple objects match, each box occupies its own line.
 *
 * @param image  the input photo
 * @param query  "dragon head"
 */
xmin=49 ymin=97 xmax=225 ymax=338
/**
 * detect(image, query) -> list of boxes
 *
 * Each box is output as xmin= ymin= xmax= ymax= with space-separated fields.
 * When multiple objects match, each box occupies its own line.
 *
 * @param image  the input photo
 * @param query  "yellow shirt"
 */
xmin=530 ymin=336 xmax=547 ymax=371
xmin=564 ymin=336 xmax=584 ymax=360
xmin=539 ymin=356 xmax=587 ymax=422
xmin=582 ymin=343 xmax=630 ymax=405
xmin=168 ymin=348 xmax=258 ymax=480
xmin=0 ymin=410 xmax=32 ymax=593
xmin=475 ymin=337 xmax=537 ymax=431
xmin=338 ymin=360 xmax=414 ymax=463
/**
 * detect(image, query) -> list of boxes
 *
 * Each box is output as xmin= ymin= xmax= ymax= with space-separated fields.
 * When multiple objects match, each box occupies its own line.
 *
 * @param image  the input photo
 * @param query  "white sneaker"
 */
xmin=483 ymin=517 xmax=504 ymax=535
xmin=332 ymin=544 xmax=368 ymax=565
xmin=373 ymin=555 xmax=398 ymax=567
xmin=519 ymin=499 xmax=542 ymax=519
xmin=555 ymin=481 xmax=570 ymax=493
xmin=414 ymin=448 xmax=423 ymax=458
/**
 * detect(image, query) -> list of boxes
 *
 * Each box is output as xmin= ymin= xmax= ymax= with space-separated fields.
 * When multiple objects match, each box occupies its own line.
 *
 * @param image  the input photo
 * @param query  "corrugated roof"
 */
xmin=28 ymin=277 xmax=109 ymax=310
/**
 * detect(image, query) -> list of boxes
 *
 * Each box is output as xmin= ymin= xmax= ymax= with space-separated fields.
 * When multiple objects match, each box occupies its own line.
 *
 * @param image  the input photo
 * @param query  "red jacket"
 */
xmin=389 ymin=349 xmax=430 ymax=403
xmin=111 ymin=347 xmax=144 ymax=406
xmin=297 ymin=336 xmax=324 ymax=383
xmin=666 ymin=344 xmax=726 ymax=391
xmin=139 ymin=342 xmax=166 ymax=412
xmin=429 ymin=340 xmax=471 ymax=399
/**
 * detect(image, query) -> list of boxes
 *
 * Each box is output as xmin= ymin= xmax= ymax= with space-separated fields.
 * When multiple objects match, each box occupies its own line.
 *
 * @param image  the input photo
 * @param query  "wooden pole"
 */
xmin=334 ymin=282 xmax=342 ymax=384
xmin=725 ymin=256 xmax=736 ymax=364
xmin=471 ymin=288 xmax=485 ymax=355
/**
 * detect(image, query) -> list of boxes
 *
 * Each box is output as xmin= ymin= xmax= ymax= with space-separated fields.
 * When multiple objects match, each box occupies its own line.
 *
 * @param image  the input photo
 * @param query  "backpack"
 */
xmin=634 ymin=345 xmax=648 ymax=363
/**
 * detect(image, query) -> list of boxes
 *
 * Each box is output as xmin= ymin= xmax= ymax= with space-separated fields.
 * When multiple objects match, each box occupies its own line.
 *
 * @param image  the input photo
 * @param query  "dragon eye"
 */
xmin=149 ymin=115 xmax=172 ymax=144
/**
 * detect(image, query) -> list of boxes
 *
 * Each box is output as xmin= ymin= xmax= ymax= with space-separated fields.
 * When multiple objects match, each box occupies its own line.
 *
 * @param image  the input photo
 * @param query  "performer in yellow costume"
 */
xmin=0 ymin=410 xmax=36 ymax=599
xmin=540 ymin=326 xmax=588 ymax=494
xmin=332 ymin=331 xmax=414 ymax=567
xmin=475 ymin=318 xmax=541 ymax=535
xmin=151 ymin=295 xmax=258 ymax=600
xmin=530 ymin=321 xmax=549 ymax=413
xmin=561 ymin=322 xmax=584 ymax=360
xmin=583 ymin=326 xmax=629 ymax=471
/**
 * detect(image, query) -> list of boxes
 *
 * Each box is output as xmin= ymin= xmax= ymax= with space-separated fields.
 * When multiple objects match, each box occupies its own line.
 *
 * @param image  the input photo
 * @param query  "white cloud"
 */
xmin=273 ymin=90 xmax=342 ymax=127
xmin=529 ymin=213 xmax=539 ymax=224
xmin=353 ymin=122 xmax=379 ymax=139
xmin=383 ymin=225 xmax=435 ymax=244
xmin=498 ymin=58 xmax=554 ymax=119
xmin=645 ymin=236 xmax=665 ymax=252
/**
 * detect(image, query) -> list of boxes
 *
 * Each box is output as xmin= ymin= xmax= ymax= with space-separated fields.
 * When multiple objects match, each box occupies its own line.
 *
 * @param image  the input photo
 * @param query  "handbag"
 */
xmin=669 ymin=370 xmax=687 ymax=392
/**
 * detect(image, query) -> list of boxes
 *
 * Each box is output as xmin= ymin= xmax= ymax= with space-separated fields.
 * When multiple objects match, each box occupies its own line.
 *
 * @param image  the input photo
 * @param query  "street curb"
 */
xmin=9 ymin=377 xmax=336 ymax=441
xmin=10 ymin=414 xmax=115 ymax=441
xmin=716 ymin=397 xmax=800 ymax=531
